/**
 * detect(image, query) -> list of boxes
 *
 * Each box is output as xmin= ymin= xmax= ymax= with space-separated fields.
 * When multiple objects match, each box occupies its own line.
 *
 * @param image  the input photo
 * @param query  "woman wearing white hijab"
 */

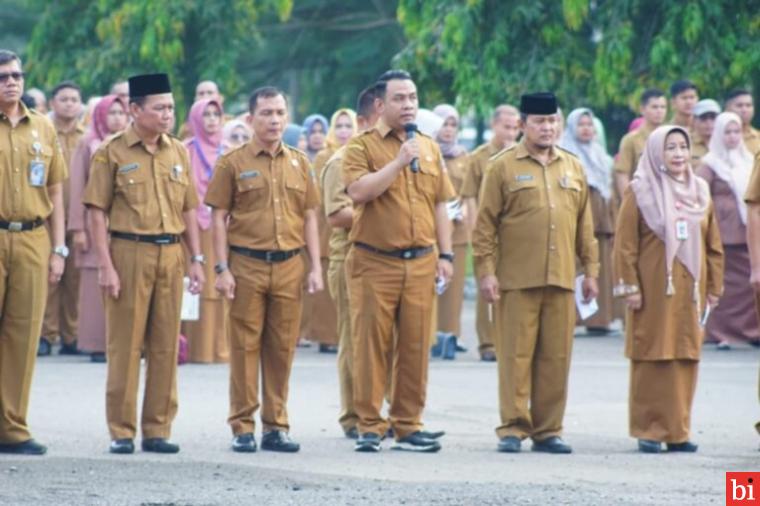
xmin=613 ymin=125 xmax=723 ymax=453
xmin=697 ymin=112 xmax=760 ymax=348
xmin=560 ymin=108 xmax=616 ymax=332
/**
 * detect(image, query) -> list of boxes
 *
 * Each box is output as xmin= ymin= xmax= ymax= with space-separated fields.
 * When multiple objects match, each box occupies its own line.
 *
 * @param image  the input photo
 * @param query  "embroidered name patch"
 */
xmin=240 ymin=170 xmax=260 ymax=180
xmin=118 ymin=163 xmax=139 ymax=173
xmin=515 ymin=174 xmax=533 ymax=182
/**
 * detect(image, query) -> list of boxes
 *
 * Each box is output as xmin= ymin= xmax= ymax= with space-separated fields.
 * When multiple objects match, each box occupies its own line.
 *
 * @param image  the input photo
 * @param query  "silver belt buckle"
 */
xmin=8 ymin=221 xmax=23 ymax=232
xmin=266 ymin=251 xmax=274 ymax=262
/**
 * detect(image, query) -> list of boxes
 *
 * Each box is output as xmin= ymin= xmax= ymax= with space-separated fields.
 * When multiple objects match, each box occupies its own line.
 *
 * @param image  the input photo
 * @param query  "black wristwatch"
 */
xmin=214 ymin=262 xmax=228 ymax=274
xmin=439 ymin=252 xmax=455 ymax=263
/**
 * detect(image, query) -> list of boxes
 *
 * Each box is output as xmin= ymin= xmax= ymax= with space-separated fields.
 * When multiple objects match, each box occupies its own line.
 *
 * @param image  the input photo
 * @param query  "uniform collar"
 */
xmin=246 ymin=137 xmax=285 ymax=158
xmin=123 ymin=124 xmax=170 ymax=149
xmin=0 ymin=101 xmax=30 ymax=124
xmin=515 ymin=140 xmax=561 ymax=165
xmin=375 ymin=118 xmax=405 ymax=140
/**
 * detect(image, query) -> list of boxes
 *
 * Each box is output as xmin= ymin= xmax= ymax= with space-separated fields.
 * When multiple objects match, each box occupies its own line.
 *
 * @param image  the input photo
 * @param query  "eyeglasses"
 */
xmin=0 ymin=72 xmax=24 ymax=84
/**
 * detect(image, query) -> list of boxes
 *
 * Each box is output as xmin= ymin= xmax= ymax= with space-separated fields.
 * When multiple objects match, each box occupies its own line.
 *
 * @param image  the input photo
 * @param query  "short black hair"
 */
xmin=356 ymin=85 xmax=380 ymax=118
xmin=640 ymin=88 xmax=665 ymax=106
xmin=20 ymin=93 xmax=35 ymax=109
xmin=0 ymin=49 xmax=21 ymax=67
xmin=725 ymin=88 xmax=752 ymax=104
xmin=51 ymin=80 xmax=81 ymax=99
xmin=670 ymin=79 xmax=698 ymax=98
xmin=375 ymin=69 xmax=413 ymax=98
xmin=248 ymin=86 xmax=287 ymax=113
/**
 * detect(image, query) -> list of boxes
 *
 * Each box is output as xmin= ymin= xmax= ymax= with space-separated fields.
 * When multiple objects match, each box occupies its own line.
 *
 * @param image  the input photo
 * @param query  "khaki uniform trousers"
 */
xmin=436 ymin=243 xmax=468 ymax=336
xmin=41 ymin=231 xmax=80 ymax=344
xmin=327 ymin=258 xmax=357 ymax=432
xmin=299 ymin=256 xmax=338 ymax=345
xmin=105 ymin=240 xmax=184 ymax=440
xmin=0 ymin=227 xmax=50 ymax=443
xmin=228 ymin=252 xmax=305 ymax=436
xmin=495 ymin=286 xmax=575 ymax=441
xmin=347 ymin=246 xmax=436 ymax=439
xmin=476 ymin=293 xmax=496 ymax=352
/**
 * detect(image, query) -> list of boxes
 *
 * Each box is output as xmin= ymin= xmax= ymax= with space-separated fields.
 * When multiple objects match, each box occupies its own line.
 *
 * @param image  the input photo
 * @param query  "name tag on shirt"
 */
xmin=676 ymin=219 xmax=689 ymax=241
xmin=29 ymin=160 xmax=45 ymax=187
xmin=515 ymin=174 xmax=533 ymax=182
xmin=240 ymin=170 xmax=260 ymax=180
xmin=118 ymin=163 xmax=139 ymax=174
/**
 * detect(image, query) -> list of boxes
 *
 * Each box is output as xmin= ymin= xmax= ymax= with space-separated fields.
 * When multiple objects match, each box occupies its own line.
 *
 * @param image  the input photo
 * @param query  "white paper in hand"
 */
xmin=575 ymin=275 xmax=598 ymax=320
xmin=181 ymin=277 xmax=200 ymax=321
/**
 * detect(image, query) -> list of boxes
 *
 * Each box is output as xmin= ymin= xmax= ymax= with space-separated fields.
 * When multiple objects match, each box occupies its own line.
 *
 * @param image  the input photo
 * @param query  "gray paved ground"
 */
xmin=1 ymin=300 xmax=758 ymax=505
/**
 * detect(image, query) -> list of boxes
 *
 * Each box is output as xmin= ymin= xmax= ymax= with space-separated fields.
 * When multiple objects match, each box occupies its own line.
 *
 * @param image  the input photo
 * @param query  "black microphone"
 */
xmin=404 ymin=123 xmax=420 ymax=173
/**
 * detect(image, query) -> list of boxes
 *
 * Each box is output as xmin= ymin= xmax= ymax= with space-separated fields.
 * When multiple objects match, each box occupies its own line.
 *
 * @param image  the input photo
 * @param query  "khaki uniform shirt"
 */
xmin=205 ymin=138 xmax=320 ymax=251
xmin=690 ymin=135 xmax=708 ymax=170
xmin=614 ymin=125 xmax=653 ymax=177
xmin=445 ymin=152 xmax=470 ymax=245
xmin=0 ymin=103 xmax=68 ymax=222
xmin=321 ymin=146 xmax=352 ymax=262
xmin=744 ymin=152 xmax=760 ymax=205
xmin=54 ymin=120 xmax=85 ymax=218
xmin=473 ymin=141 xmax=599 ymax=291
xmin=460 ymin=141 xmax=502 ymax=200
xmin=745 ymin=127 xmax=760 ymax=156
xmin=342 ymin=119 xmax=456 ymax=250
xmin=83 ymin=125 xmax=198 ymax=235
xmin=313 ymin=146 xmax=337 ymax=258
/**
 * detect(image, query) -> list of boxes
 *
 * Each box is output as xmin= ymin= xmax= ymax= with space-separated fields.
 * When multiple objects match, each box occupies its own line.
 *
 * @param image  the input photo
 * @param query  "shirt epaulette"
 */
xmin=555 ymin=145 xmax=580 ymax=159
xmin=489 ymin=145 xmax=517 ymax=162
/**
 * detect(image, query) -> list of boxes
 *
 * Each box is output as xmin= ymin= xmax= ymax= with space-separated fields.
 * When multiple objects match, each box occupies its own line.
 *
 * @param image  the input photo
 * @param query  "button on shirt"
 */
xmin=472 ymin=141 xmax=599 ymax=291
xmin=82 ymin=125 xmax=198 ymax=235
xmin=341 ymin=119 xmax=455 ymax=250
xmin=204 ymin=138 xmax=320 ymax=251
xmin=0 ymin=103 xmax=68 ymax=222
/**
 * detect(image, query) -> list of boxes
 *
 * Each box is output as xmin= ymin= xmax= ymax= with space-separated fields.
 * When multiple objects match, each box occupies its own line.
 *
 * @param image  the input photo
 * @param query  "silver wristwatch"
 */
xmin=53 ymin=245 xmax=70 ymax=259
xmin=191 ymin=254 xmax=206 ymax=265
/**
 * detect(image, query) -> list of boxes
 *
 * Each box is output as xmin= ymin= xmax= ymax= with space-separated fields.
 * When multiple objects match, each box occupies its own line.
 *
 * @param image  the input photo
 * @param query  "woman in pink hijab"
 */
xmin=68 ymin=95 xmax=128 ymax=362
xmin=613 ymin=125 xmax=724 ymax=453
xmin=180 ymin=98 xmax=229 ymax=363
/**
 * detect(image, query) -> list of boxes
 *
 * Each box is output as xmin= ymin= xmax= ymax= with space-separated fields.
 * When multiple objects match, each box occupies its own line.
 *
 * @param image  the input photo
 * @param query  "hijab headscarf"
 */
xmin=701 ymin=111 xmax=754 ymax=224
xmin=186 ymin=99 xmax=224 ymax=230
xmin=222 ymin=119 xmax=252 ymax=152
xmin=432 ymin=104 xmax=466 ymax=158
xmin=325 ymin=108 xmax=357 ymax=149
xmin=84 ymin=94 xmax=126 ymax=153
xmin=630 ymin=125 xmax=711 ymax=298
xmin=283 ymin=123 xmax=302 ymax=148
xmin=559 ymin=108 xmax=614 ymax=200
xmin=302 ymin=114 xmax=329 ymax=159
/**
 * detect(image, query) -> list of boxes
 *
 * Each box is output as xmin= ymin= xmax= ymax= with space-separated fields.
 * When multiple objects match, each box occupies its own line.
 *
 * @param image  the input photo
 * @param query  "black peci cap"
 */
xmin=519 ymin=92 xmax=558 ymax=115
xmin=128 ymin=73 xmax=172 ymax=99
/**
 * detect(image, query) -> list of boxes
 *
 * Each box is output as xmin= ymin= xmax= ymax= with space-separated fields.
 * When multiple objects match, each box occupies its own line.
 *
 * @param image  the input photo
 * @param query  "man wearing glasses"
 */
xmin=0 ymin=50 xmax=68 ymax=455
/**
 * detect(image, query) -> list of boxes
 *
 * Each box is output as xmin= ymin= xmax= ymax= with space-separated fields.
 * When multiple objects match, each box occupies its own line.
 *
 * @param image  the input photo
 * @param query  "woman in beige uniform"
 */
xmin=560 ymin=108 xmax=616 ymax=333
xmin=432 ymin=104 xmax=469 ymax=359
xmin=613 ymin=125 xmax=724 ymax=453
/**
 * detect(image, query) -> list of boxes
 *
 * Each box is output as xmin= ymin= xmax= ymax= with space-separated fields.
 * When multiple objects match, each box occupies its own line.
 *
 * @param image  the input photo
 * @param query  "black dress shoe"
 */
xmin=0 ymin=439 xmax=47 ymax=455
xmin=37 ymin=338 xmax=52 ymax=357
xmin=90 ymin=352 xmax=106 ymax=363
xmin=109 ymin=438 xmax=135 ymax=454
xmin=480 ymin=350 xmax=497 ymax=362
xmin=142 ymin=438 xmax=179 ymax=454
xmin=391 ymin=431 xmax=441 ymax=453
xmin=532 ymin=436 xmax=572 ymax=454
xmin=667 ymin=441 xmax=698 ymax=452
xmin=637 ymin=439 xmax=662 ymax=453
xmin=261 ymin=431 xmax=300 ymax=453
xmin=344 ymin=427 xmax=359 ymax=440
xmin=232 ymin=433 xmax=257 ymax=453
xmin=318 ymin=344 xmax=338 ymax=354
xmin=497 ymin=436 xmax=521 ymax=453
xmin=59 ymin=341 xmax=80 ymax=355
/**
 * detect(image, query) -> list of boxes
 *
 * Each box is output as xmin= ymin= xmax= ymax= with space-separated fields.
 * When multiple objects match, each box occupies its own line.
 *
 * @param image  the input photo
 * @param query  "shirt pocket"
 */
xmin=285 ymin=169 xmax=307 ymax=213
xmin=166 ymin=168 xmax=189 ymax=206
xmin=558 ymin=175 xmax=583 ymax=210
xmin=115 ymin=167 xmax=150 ymax=208
xmin=506 ymin=179 xmax=539 ymax=214
xmin=416 ymin=156 xmax=439 ymax=196
xmin=235 ymin=172 xmax=267 ymax=211
xmin=27 ymin=144 xmax=54 ymax=186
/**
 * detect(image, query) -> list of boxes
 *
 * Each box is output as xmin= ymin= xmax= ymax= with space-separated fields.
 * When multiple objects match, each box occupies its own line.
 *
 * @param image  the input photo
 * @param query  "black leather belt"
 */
xmin=111 ymin=231 xmax=181 ymax=245
xmin=354 ymin=242 xmax=434 ymax=260
xmin=230 ymin=245 xmax=301 ymax=263
xmin=0 ymin=218 xmax=45 ymax=232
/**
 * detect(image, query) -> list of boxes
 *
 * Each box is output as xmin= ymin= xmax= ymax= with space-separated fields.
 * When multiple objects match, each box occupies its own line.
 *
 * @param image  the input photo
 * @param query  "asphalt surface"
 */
xmin=1 ymin=300 xmax=758 ymax=505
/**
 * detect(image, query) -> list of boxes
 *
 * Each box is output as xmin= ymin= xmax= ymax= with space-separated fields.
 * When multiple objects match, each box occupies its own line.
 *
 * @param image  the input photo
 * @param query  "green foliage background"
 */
xmin=3 ymin=0 xmax=758 ymax=146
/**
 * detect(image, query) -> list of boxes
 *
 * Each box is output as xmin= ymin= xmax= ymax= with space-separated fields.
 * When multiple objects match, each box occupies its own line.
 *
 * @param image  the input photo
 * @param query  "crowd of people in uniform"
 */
xmin=0 ymin=47 xmax=759 ymax=458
